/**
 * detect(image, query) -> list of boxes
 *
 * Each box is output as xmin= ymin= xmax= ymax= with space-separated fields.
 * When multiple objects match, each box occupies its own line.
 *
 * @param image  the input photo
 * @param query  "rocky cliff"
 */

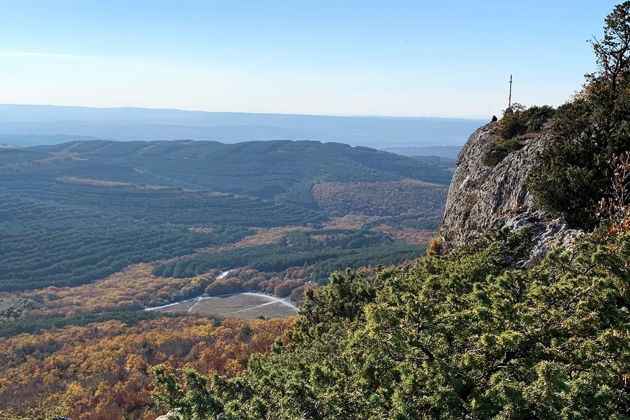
xmin=439 ymin=123 xmax=580 ymax=264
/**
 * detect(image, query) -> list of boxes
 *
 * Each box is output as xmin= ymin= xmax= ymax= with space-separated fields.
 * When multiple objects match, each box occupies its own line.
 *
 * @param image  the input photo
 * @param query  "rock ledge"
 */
xmin=439 ymin=124 xmax=580 ymax=261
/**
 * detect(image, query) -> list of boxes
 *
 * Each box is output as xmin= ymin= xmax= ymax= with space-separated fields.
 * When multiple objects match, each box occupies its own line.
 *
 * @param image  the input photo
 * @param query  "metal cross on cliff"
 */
xmin=508 ymin=74 xmax=513 ymax=108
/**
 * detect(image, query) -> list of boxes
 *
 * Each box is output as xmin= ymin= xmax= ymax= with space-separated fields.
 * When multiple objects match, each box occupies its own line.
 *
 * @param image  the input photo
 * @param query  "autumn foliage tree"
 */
xmin=598 ymin=151 xmax=630 ymax=235
xmin=0 ymin=316 xmax=292 ymax=420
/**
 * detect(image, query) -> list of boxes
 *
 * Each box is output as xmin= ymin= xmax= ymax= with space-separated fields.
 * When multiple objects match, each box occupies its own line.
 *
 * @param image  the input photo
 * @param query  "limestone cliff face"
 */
xmin=439 ymin=123 xmax=580 ymax=263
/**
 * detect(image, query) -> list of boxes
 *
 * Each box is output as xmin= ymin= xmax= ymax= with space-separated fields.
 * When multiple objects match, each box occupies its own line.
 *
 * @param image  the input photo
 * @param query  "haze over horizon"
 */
xmin=0 ymin=0 xmax=620 ymax=118
xmin=0 ymin=103 xmax=484 ymax=155
xmin=0 ymin=102 xmax=486 ymax=120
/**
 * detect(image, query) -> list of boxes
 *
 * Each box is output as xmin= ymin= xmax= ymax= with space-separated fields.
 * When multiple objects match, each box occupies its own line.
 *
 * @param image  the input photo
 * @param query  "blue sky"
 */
xmin=0 ymin=1 xmax=620 ymax=118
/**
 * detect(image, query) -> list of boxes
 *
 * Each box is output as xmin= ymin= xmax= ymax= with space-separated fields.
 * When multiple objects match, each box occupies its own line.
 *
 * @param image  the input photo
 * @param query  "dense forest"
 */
xmin=29 ymin=139 xmax=453 ymax=210
xmin=154 ymin=230 xmax=427 ymax=284
xmin=0 ymin=140 xmax=448 ymax=292
xmin=0 ymin=187 xmax=255 ymax=291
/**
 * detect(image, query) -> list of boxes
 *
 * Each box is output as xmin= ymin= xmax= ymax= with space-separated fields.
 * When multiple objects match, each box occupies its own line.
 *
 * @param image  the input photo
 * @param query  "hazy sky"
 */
xmin=0 ymin=1 xmax=620 ymax=118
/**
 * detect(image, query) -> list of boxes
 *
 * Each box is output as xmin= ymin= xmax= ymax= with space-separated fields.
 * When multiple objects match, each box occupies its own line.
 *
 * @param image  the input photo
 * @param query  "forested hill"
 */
xmin=0 ymin=140 xmax=450 ymax=292
xmin=12 ymin=139 xmax=452 ymax=210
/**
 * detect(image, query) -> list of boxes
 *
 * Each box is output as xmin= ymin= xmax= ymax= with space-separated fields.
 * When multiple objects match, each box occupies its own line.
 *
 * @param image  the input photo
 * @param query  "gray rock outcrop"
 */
xmin=439 ymin=123 xmax=580 ymax=263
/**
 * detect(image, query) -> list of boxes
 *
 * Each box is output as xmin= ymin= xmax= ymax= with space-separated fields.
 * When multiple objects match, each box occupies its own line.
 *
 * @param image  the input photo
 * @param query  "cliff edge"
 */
xmin=439 ymin=123 xmax=580 ymax=263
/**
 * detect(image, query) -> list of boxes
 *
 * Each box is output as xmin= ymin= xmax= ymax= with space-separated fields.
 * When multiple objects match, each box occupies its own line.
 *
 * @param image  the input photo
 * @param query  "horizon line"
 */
xmin=0 ymin=102 xmax=490 ymax=121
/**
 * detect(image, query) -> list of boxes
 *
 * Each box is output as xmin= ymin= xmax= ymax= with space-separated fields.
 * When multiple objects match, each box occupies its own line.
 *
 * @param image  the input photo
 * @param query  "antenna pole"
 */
xmin=508 ymin=74 xmax=512 ymax=108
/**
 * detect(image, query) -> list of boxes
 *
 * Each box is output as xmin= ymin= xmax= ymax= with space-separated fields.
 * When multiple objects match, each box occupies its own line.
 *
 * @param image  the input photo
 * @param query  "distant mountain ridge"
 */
xmin=34 ymin=139 xmax=454 ymax=204
xmin=0 ymin=104 xmax=483 ymax=153
xmin=4 ymin=138 xmax=454 ymax=214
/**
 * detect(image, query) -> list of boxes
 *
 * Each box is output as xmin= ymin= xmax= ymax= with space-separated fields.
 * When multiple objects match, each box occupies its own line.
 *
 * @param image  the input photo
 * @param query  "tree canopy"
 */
xmin=528 ymin=1 xmax=630 ymax=228
xmin=151 ymin=229 xmax=629 ymax=419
